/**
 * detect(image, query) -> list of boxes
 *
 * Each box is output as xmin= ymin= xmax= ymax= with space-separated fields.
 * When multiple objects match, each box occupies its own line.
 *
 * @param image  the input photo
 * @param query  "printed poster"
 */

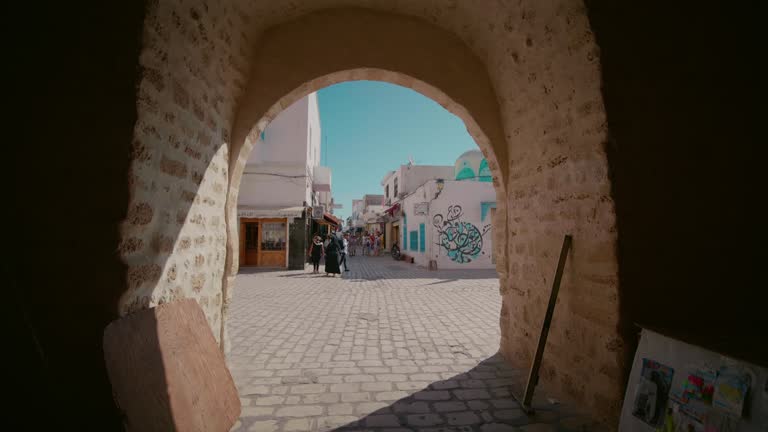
xmin=633 ymin=358 xmax=675 ymax=427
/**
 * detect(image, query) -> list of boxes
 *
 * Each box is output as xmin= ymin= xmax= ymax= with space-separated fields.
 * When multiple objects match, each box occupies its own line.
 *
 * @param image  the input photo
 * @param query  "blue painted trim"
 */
xmin=419 ymin=223 xmax=426 ymax=252
xmin=481 ymin=201 xmax=497 ymax=222
xmin=410 ymin=231 xmax=419 ymax=251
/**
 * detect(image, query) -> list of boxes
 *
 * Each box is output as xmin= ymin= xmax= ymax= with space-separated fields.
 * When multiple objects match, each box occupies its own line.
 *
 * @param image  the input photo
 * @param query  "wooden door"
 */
xmin=243 ymin=221 xmax=259 ymax=266
xmin=257 ymin=218 xmax=287 ymax=268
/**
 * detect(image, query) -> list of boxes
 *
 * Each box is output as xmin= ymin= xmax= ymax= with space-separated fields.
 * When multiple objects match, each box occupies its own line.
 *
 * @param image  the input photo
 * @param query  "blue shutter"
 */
xmin=410 ymin=231 xmax=419 ymax=251
xmin=402 ymin=215 xmax=407 ymax=250
xmin=419 ymin=223 xmax=425 ymax=252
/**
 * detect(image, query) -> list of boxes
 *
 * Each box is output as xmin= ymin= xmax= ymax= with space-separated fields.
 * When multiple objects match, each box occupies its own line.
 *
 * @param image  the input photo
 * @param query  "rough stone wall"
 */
xmin=487 ymin=3 xmax=624 ymax=420
xmin=127 ymin=0 xmax=622 ymax=420
xmin=119 ymin=0 xmax=254 ymax=339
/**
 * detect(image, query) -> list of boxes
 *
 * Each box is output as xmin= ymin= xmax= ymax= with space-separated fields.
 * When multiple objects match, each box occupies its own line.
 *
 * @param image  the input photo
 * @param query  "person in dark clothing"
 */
xmin=308 ymin=235 xmax=324 ymax=274
xmin=324 ymin=234 xmax=342 ymax=277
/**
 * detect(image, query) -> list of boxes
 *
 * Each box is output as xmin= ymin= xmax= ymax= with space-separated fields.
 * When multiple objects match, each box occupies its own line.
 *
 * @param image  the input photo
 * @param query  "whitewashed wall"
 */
xmin=402 ymin=180 xmax=496 ymax=269
xmin=239 ymin=94 xmax=322 ymax=208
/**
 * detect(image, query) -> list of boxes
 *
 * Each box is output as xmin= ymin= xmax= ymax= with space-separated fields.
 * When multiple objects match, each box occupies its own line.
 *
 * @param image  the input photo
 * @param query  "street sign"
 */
xmin=414 ymin=202 xmax=429 ymax=215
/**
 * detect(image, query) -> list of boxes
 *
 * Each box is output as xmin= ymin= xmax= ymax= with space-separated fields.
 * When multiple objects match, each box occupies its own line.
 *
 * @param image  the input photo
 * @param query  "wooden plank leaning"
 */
xmin=512 ymin=234 xmax=572 ymax=414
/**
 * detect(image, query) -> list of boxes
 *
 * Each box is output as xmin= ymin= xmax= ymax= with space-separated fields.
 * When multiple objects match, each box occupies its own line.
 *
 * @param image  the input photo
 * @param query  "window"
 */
xmin=419 ymin=223 xmax=426 ymax=252
xmin=394 ymin=178 xmax=399 ymax=198
xmin=410 ymin=230 xmax=419 ymax=251
xmin=385 ymin=185 xmax=389 ymax=199
xmin=261 ymin=222 xmax=287 ymax=251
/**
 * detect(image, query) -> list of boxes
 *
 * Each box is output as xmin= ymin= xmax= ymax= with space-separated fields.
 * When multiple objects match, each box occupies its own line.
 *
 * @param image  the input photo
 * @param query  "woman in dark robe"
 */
xmin=324 ymin=234 xmax=342 ymax=277
xmin=308 ymin=235 xmax=324 ymax=274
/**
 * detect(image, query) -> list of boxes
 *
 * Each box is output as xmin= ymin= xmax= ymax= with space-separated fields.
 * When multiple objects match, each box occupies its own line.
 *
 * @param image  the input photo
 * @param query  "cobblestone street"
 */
xmin=227 ymin=256 xmax=596 ymax=432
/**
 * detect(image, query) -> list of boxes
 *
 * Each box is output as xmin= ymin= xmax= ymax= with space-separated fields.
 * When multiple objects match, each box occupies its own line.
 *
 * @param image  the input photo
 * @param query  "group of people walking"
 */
xmin=348 ymin=232 xmax=384 ymax=256
xmin=307 ymin=231 xmax=386 ymax=276
xmin=308 ymin=233 xmax=350 ymax=276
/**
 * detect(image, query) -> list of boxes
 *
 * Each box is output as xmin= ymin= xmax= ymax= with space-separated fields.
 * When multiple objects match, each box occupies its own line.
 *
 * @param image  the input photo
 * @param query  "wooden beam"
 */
xmin=514 ymin=234 xmax=572 ymax=413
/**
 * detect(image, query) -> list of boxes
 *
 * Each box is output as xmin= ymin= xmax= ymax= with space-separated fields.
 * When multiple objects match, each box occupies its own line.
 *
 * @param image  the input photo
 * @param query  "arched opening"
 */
xmin=25 ymin=0 xmax=763 ymax=429
xmin=116 ymin=5 xmax=623 ymax=426
xmin=226 ymin=78 xmax=512 ymax=430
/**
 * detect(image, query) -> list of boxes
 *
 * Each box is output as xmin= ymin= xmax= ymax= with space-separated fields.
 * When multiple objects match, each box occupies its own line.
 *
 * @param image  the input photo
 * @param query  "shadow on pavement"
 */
xmin=324 ymin=353 xmax=606 ymax=432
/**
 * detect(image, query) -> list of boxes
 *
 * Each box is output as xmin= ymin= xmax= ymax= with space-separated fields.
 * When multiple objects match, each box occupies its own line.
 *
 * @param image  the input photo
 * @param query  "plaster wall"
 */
xmin=402 ymin=180 xmax=497 ymax=269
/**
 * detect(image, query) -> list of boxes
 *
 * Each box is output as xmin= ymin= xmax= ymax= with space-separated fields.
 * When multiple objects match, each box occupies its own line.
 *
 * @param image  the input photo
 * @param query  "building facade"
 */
xmin=237 ymin=93 xmax=336 ymax=269
xmin=380 ymin=163 xmax=454 ymax=251
xmin=385 ymin=150 xmax=496 ymax=269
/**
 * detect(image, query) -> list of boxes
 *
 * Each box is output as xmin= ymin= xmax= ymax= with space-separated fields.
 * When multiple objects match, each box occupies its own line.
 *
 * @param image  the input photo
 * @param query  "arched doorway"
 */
xmin=120 ymin=4 xmax=622 ymax=424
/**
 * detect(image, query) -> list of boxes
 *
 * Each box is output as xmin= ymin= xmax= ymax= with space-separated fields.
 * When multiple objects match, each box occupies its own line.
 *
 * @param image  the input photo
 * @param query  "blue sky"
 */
xmin=317 ymin=81 xmax=479 ymax=221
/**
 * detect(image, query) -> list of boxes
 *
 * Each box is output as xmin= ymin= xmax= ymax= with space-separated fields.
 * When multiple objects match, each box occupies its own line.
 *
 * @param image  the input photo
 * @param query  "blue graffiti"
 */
xmin=433 ymin=205 xmax=491 ymax=263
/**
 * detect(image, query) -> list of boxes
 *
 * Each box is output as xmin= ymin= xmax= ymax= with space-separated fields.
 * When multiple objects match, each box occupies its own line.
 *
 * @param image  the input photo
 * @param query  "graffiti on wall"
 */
xmin=433 ymin=205 xmax=491 ymax=263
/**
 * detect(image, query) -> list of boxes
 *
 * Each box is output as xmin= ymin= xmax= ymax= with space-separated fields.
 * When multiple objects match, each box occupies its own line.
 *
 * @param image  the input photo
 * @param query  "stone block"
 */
xmin=103 ymin=299 xmax=239 ymax=432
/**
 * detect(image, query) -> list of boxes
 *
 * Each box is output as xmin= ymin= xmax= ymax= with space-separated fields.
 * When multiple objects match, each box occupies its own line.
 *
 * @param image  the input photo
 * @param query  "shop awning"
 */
xmin=316 ymin=212 xmax=340 ymax=226
xmin=384 ymin=203 xmax=401 ymax=215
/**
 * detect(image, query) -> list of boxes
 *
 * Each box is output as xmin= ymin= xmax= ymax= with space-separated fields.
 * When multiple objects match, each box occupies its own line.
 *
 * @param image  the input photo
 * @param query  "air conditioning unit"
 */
xmin=312 ymin=205 xmax=325 ymax=219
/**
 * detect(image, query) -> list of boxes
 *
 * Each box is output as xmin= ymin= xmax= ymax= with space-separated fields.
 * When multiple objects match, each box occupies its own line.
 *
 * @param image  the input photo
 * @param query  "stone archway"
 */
xmin=122 ymin=2 xmax=622 ymax=422
xmin=221 ymin=8 xmax=513 ymax=353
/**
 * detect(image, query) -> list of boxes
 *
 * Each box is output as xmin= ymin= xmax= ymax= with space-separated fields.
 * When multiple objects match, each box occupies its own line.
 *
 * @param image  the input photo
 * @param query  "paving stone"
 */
xmin=468 ymin=400 xmax=491 ymax=410
xmin=454 ymin=389 xmax=491 ymax=400
xmin=392 ymin=401 xmax=431 ymax=414
xmin=283 ymin=418 xmax=311 ymax=431
xmin=345 ymin=374 xmax=376 ymax=383
xmin=494 ymin=409 xmax=526 ymax=421
xmin=289 ymin=384 xmax=326 ymax=394
xmin=328 ymin=403 xmax=354 ymax=415
xmin=274 ymin=405 xmax=323 ymax=417
xmin=446 ymin=411 xmax=482 ymax=425
xmin=434 ymin=401 xmax=468 ymax=412
xmin=241 ymin=407 xmax=275 ymax=417
xmin=316 ymin=415 xmax=359 ymax=430
xmin=411 ymin=373 xmax=441 ymax=381
xmin=341 ymin=392 xmax=371 ymax=402
xmin=396 ymin=381 xmax=430 ymax=391
xmin=246 ymin=420 xmax=278 ymax=432
xmin=431 ymin=380 xmax=460 ymax=390
xmin=365 ymin=414 xmax=402 ymax=427
xmin=253 ymin=396 xmax=285 ymax=406
xmin=362 ymin=381 xmax=393 ymax=391
xmin=355 ymin=401 xmax=390 ymax=415
xmin=330 ymin=383 xmax=360 ymax=393
xmin=406 ymin=413 xmax=445 ymax=427
xmin=377 ymin=374 xmax=409 ymax=382
xmin=413 ymin=390 xmax=451 ymax=401
xmin=374 ymin=390 xmax=409 ymax=401
xmin=303 ymin=393 xmax=340 ymax=404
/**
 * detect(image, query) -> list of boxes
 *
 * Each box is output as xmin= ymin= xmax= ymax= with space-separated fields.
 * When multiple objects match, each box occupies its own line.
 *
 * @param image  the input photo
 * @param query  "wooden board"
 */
xmin=103 ymin=299 xmax=240 ymax=431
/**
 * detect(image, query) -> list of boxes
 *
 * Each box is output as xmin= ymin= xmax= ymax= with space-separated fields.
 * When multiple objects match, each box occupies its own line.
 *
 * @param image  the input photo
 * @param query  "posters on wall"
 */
xmin=647 ymin=362 xmax=755 ymax=432
xmin=633 ymin=359 xmax=675 ymax=427
xmin=621 ymin=330 xmax=766 ymax=432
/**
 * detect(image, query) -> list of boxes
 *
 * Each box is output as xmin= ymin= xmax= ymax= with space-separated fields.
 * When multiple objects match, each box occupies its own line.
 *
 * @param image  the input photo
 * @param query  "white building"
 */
xmin=381 ymin=164 xmax=454 ymax=207
xmin=392 ymin=150 xmax=497 ymax=269
xmin=349 ymin=199 xmax=366 ymax=230
xmin=237 ymin=93 xmax=337 ymax=269
xmin=380 ymin=163 xmax=454 ymax=251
